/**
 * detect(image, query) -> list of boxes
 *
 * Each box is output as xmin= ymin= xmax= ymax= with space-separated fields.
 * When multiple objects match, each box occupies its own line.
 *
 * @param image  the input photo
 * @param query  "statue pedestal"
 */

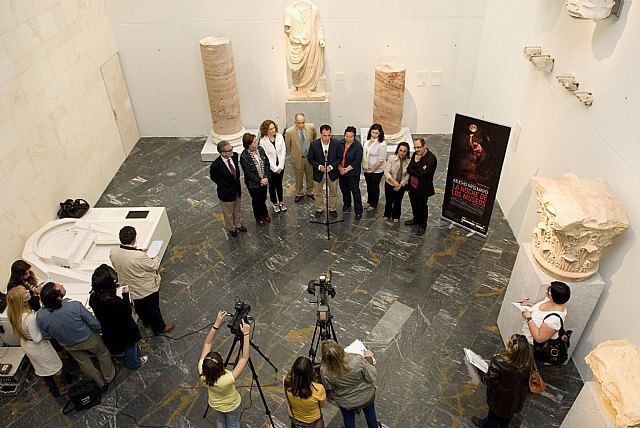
xmin=201 ymin=129 xmax=257 ymax=162
xmin=560 ymin=381 xmax=615 ymax=428
xmin=359 ymin=127 xmax=412 ymax=153
xmin=285 ymin=98 xmax=330 ymax=131
xmin=497 ymin=243 xmax=604 ymax=361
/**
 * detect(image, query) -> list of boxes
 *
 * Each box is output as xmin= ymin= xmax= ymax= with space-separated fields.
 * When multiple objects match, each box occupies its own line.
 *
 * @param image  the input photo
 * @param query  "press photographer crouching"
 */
xmin=89 ymin=264 xmax=147 ymax=370
xmin=199 ymin=311 xmax=250 ymax=428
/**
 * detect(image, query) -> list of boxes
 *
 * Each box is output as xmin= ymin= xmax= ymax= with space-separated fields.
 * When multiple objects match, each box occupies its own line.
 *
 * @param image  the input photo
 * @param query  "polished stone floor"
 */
xmin=0 ymin=135 xmax=583 ymax=427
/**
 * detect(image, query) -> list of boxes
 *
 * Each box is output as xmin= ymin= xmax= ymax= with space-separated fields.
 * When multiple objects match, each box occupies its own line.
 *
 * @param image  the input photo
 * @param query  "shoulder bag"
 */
xmin=529 ymin=360 xmax=545 ymax=394
xmin=535 ymin=313 xmax=573 ymax=365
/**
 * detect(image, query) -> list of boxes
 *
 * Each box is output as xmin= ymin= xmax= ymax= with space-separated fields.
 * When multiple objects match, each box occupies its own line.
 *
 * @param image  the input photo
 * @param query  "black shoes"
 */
xmin=355 ymin=213 xmax=362 ymax=220
xmin=404 ymin=219 xmax=417 ymax=226
xmin=414 ymin=227 xmax=426 ymax=236
xmin=294 ymin=195 xmax=304 ymax=202
xmin=471 ymin=416 xmax=482 ymax=427
xmin=314 ymin=210 xmax=323 ymax=218
xmin=229 ymin=229 xmax=238 ymax=237
xmin=329 ymin=210 xmax=338 ymax=218
xmin=307 ymin=194 xmax=315 ymax=200
xmin=342 ymin=204 xmax=351 ymax=212
xmin=236 ymin=225 xmax=247 ymax=233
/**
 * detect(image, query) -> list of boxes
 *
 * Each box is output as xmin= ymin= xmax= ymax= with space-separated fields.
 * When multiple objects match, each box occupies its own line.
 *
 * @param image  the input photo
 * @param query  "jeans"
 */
xmin=480 ymin=409 xmax=511 ymax=428
xmin=364 ymin=172 xmax=383 ymax=208
xmin=215 ymin=405 xmax=241 ymax=428
xmin=339 ymin=398 xmax=378 ymax=428
xmin=123 ymin=343 xmax=142 ymax=370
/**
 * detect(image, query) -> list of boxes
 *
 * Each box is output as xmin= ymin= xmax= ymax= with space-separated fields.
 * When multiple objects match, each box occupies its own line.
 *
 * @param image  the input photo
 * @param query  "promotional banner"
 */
xmin=441 ymin=114 xmax=511 ymax=236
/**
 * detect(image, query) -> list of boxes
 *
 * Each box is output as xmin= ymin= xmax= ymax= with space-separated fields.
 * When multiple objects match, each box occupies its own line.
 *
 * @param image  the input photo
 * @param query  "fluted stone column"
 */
xmin=373 ymin=62 xmax=407 ymax=145
xmin=200 ymin=36 xmax=245 ymax=147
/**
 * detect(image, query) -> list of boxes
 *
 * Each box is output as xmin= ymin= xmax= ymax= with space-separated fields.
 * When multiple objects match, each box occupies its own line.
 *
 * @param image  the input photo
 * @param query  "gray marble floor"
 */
xmin=0 ymin=135 xmax=583 ymax=427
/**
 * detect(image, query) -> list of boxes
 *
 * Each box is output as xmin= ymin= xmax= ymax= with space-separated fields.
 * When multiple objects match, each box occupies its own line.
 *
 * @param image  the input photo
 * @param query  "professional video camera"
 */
xmin=227 ymin=301 xmax=252 ymax=337
xmin=307 ymin=270 xmax=336 ymax=299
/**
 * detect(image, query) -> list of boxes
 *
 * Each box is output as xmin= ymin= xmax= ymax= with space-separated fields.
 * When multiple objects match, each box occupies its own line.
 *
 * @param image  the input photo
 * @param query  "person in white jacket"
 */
xmin=259 ymin=119 xmax=287 ymax=213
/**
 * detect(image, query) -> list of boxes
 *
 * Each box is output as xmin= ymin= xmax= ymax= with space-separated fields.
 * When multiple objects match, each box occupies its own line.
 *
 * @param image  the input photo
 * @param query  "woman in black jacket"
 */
xmin=240 ymin=132 xmax=272 ymax=226
xmin=88 ymin=264 xmax=147 ymax=370
xmin=472 ymin=333 xmax=533 ymax=428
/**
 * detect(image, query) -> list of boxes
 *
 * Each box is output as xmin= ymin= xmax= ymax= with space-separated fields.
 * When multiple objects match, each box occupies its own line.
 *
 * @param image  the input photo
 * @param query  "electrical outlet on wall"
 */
xmin=417 ymin=71 xmax=428 ymax=86
xmin=431 ymin=71 xmax=443 ymax=86
xmin=334 ymin=72 xmax=345 ymax=81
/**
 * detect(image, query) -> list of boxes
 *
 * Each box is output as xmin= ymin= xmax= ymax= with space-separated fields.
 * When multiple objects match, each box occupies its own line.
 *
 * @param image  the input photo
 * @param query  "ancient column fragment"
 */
xmin=529 ymin=173 xmax=629 ymax=280
xmin=373 ymin=62 xmax=406 ymax=144
xmin=200 ymin=36 xmax=245 ymax=146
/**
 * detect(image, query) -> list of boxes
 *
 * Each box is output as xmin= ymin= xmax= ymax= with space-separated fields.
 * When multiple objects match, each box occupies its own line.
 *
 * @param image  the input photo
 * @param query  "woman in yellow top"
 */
xmin=284 ymin=356 xmax=326 ymax=428
xmin=199 ymin=311 xmax=250 ymax=428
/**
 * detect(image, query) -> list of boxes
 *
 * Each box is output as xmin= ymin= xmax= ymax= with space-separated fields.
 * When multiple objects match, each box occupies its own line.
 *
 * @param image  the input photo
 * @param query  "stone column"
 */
xmin=200 ymin=36 xmax=245 ymax=147
xmin=373 ymin=62 xmax=407 ymax=145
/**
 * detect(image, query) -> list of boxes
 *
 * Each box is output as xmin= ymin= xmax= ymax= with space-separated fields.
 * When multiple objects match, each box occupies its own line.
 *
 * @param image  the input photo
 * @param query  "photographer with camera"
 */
xmin=199 ymin=311 xmax=250 ymax=428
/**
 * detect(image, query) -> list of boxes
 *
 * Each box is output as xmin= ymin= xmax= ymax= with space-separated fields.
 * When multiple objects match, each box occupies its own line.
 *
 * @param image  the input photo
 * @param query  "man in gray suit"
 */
xmin=284 ymin=113 xmax=318 ymax=202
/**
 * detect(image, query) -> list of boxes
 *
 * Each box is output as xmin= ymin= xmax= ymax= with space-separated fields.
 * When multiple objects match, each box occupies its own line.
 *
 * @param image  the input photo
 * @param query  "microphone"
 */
xmin=324 ymin=149 xmax=328 ymax=162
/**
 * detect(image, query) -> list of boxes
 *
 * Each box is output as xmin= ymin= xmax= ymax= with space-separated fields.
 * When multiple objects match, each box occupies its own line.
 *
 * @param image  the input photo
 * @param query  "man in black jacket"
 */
xmin=307 ymin=124 xmax=341 ymax=218
xmin=209 ymin=141 xmax=247 ymax=237
xmin=405 ymin=137 xmax=437 ymax=236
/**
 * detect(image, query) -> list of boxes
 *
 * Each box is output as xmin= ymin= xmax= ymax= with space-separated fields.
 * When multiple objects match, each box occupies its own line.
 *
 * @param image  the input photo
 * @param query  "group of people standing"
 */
xmin=1 ymin=225 xmax=175 ymax=397
xmin=199 ymin=310 xmax=380 ymax=428
xmin=209 ymin=113 xmax=438 ymax=237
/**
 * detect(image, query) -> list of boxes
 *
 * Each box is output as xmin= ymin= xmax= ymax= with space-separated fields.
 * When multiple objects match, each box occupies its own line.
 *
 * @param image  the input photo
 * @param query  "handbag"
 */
xmin=284 ymin=385 xmax=324 ymax=428
xmin=62 ymin=380 xmax=102 ymax=414
xmin=534 ymin=313 xmax=573 ymax=365
xmin=57 ymin=198 xmax=90 ymax=219
xmin=529 ymin=362 xmax=545 ymax=394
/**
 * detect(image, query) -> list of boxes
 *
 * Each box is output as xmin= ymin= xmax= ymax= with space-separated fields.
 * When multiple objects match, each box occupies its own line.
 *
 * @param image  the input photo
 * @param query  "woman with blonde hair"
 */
xmin=284 ymin=356 xmax=326 ymax=428
xmin=471 ymin=333 xmax=534 ymax=428
xmin=6 ymin=286 xmax=69 ymax=396
xmin=320 ymin=340 xmax=379 ymax=428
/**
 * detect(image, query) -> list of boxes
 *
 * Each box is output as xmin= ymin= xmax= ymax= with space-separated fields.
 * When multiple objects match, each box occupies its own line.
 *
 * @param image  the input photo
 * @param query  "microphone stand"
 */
xmin=310 ymin=149 xmax=343 ymax=240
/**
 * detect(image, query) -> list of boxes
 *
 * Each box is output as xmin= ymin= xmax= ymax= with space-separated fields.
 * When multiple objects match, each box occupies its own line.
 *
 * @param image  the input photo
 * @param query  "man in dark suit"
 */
xmin=307 ymin=124 xmax=340 ymax=218
xmin=209 ymin=140 xmax=247 ymax=237
xmin=337 ymin=126 xmax=364 ymax=220
xmin=405 ymin=137 xmax=437 ymax=236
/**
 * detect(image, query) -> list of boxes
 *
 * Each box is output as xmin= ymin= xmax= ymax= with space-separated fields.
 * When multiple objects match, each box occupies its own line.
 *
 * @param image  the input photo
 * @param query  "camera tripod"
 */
xmin=308 ymin=300 xmax=338 ymax=364
xmin=202 ymin=334 xmax=279 ymax=428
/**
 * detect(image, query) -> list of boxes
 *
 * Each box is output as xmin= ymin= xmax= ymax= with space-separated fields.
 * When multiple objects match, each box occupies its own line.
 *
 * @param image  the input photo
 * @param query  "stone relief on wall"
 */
xmin=284 ymin=0 xmax=326 ymax=100
xmin=529 ymin=173 xmax=628 ymax=280
xmin=586 ymin=339 xmax=640 ymax=428
xmin=565 ymin=0 xmax=616 ymax=20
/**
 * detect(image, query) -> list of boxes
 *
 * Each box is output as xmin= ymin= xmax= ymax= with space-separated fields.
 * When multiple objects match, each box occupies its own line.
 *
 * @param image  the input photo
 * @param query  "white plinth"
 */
xmin=497 ymin=243 xmax=604 ymax=361
xmin=201 ymin=129 xmax=258 ymax=162
xmin=285 ymin=98 xmax=330 ymax=130
xmin=560 ymin=381 xmax=615 ymax=428
xmin=359 ymin=127 xmax=412 ymax=154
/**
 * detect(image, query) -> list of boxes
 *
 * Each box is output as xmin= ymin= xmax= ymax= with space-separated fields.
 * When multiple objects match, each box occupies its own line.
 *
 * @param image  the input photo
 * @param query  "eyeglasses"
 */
xmin=222 ymin=149 xmax=233 ymax=153
xmin=413 ymin=146 xmax=422 ymax=150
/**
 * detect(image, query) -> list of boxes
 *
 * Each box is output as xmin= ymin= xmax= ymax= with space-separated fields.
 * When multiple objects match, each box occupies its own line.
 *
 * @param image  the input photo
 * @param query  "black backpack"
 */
xmin=62 ymin=380 xmax=102 ymax=414
xmin=57 ymin=198 xmax=90 ymax=219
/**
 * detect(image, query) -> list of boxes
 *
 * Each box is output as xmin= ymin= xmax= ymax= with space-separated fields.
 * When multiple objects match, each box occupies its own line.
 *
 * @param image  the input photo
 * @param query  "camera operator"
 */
xmin=199 ymin=311 xmax=250 ymax=428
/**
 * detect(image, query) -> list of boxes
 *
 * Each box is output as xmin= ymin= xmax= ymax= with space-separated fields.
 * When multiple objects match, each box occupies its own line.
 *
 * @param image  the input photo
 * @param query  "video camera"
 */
xmin=227 ymin=301 xmax=252 ymax=337
xmin=307 ymin=270 xmax=336 ymax=299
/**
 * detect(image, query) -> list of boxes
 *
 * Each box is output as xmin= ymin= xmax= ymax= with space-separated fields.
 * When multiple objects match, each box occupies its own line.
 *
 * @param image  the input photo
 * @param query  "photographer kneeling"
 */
xmin=199 ymin=311 xmax=250 ymax=428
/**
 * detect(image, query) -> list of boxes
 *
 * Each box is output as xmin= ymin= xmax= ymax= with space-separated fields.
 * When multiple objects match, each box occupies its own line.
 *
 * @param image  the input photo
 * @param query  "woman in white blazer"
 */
xmin=363 ymin=123 xmax=387 ymax=212
xmin=259 ymin=119 xmax=288 ymax=213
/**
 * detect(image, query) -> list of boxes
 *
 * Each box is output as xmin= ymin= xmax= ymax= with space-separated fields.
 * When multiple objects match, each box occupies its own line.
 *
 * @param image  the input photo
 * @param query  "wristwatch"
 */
xmin=525 ymin=317 xmax=532 ymax=322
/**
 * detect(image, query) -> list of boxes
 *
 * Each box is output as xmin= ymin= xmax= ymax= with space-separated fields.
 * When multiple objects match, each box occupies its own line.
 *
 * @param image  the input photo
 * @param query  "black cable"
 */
xmin=112 ymin=365 xmax=171 ymax=428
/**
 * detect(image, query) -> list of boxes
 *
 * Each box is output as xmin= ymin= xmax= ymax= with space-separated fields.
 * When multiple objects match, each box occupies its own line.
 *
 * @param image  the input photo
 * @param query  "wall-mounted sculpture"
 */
xmin=373 ymin=62 xmax=406 ymax=144
xmin=585 ymin=339 xmax=640 ymax=428
xmin=199 ymin=36 xmax=245 ymax=146
xmin=529 ymin=173 xmax=629 ymax=280
xmin=284 ymin=0 xmax=326 ymax=101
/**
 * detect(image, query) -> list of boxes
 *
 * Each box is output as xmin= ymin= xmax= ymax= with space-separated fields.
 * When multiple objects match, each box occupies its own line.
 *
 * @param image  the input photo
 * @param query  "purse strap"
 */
xmin=284 ymin=385 xmax=300 ymax=426
xmin=542 ymin=312 xmax=565 ymax=335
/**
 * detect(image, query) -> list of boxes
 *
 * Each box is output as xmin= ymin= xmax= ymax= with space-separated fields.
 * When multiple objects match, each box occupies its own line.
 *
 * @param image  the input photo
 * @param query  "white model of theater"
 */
xmin=0 ymin=207 xmax=171 ymax=345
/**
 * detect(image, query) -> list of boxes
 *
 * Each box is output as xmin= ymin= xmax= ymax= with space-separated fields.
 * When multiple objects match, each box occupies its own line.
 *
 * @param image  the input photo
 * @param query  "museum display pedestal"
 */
xmin=497 ymin=243 xmax=604 ymax=360
xmin=360 ymin=127 xmax=412 ymax=152
xmin=201 ymin=129 xmax=258 ymax=162
xmin=285 ymin=99 xmax=330 ymax=131
xmin=560 ymin=381 xmax=615 ymax=428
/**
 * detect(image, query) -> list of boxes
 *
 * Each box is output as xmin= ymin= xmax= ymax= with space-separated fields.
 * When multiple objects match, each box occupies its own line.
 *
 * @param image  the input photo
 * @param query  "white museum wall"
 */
xmin=104 ymin=0 xmax=487 ymax=136
xmin=469 ymin=0 xmax=640 ymax=379
xmin=0 ymin=1 xmax=130 ymax=286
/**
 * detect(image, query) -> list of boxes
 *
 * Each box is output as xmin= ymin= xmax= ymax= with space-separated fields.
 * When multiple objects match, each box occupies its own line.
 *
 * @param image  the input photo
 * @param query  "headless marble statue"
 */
xmin=284 ymin=0 xmax=326 ymax=100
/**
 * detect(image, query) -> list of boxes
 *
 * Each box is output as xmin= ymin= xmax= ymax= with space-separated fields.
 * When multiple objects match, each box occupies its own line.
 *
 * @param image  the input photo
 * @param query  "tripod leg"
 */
xmin=308 ymin=322 xmax=321 ymax=362
xmin=224 ymin=335 xmax=241 ymax=368
xmin=248 ymin=340 xmax=279 ymax=373
xmin=247 ymin=357 xmax=276 ymax=428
